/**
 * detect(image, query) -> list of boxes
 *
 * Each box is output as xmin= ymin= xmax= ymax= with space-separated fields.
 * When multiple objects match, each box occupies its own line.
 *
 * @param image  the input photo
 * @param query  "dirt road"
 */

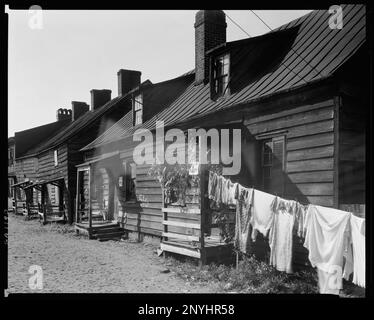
xmin=7 ymin=215 xmax=217 ymax=293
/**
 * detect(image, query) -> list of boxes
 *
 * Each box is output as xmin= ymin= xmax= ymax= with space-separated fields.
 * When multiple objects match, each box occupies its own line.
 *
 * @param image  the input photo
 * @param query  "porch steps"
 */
xmin=90 ymin=223 xmax=126 ymax=241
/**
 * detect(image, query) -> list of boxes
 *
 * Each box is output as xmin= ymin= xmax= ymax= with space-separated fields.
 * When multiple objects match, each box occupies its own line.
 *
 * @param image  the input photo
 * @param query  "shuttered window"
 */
xmin=261 ymin=136 xmax=285 ymax=196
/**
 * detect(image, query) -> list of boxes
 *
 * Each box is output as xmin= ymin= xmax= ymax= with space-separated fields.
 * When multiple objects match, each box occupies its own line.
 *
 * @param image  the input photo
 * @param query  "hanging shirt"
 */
xmin=234 ymin=185 xmax=253 ymax=254
xmin=269 ymin=197 xmax=297 ymax=273
xmin=250 ymin=189 xmax=276 ymax=240
xmin=343 ymin=215 xmax=365 ymax=288
xmin=303 ymin=205 xmax=351 ymax=295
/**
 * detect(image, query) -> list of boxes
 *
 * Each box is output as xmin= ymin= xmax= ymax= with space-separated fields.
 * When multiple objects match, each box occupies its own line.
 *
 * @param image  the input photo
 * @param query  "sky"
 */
xmin=8 ymin=9 xmax=312 ymax=137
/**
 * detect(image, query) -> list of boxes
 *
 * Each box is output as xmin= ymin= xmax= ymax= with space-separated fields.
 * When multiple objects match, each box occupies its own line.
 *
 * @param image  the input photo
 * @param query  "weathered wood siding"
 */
xmin=244 ymin=99 xmax=336 ymax=207
xmin=338 ymin=94 xmax=366 ymax=207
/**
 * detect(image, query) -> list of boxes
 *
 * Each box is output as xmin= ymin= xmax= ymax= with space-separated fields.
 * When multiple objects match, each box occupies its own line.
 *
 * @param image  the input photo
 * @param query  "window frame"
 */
xmin=211 ymin=53 xmax=230 ymax=98
xmin=133 ymin=93 xmax=143 ymax=126
xmin=258 ymin=134 xmax=286 ymax=195
xmin=122 ymin=161 xmax=137 ymax=203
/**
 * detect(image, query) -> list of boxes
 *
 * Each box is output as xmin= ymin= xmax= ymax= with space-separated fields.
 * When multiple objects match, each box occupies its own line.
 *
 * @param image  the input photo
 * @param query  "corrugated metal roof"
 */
xmin=82 ymin=4 xmax=366 ymax=151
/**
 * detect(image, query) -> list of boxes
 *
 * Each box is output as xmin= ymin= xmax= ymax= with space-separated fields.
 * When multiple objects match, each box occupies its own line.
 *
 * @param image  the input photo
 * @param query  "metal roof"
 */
xmin=81 ymin=5 xmax=366 ymax=151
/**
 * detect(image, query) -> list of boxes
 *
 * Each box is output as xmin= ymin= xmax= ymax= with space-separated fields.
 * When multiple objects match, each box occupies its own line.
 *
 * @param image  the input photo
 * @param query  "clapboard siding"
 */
xmin=245 ymin=99 xmax=336 ymax=207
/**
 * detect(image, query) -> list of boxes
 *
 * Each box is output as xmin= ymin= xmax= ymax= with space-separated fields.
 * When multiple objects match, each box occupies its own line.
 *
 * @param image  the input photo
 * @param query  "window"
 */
xmin=261 ymin=136 xmax=285 ymax=195
xmin=122 ymin=161 xmax=136 ymax=201
xmin=211 ymin=53 xmax=230 ymax=98
xmin=8 ymin=148 xmax=14 ymax=166
xmin=133 ymin=93 xmax=143 ymax=125
xmin=54 ymin=150 xmax=58 ymax=166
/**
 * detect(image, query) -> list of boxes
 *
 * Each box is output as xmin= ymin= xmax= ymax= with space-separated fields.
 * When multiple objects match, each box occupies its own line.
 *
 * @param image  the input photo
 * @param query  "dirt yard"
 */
xmin=7 ymin=214 xmax=219 ymax=293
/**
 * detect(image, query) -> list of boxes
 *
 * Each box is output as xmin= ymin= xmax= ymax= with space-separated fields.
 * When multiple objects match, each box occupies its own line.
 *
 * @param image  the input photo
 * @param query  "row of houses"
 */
xmin=7 ymin=7 xmax=367 ymax=264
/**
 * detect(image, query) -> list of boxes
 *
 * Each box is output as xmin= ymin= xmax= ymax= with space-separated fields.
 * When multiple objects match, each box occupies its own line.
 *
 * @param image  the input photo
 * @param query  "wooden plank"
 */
xmin=160 ymin=242 xmax=201 ymax=259
xmin=162 ymin=220 xmax=200 ymax=229
xmin=248 ymin=107 xmax=334 ymax=135
xmin=244 ymin=99 xmax=335 ymax=126
xmin=287 ymin=145 xmax=334 ymax=162
xmin=285 ymin=183 xmax=334 ymax=196
xmin=162 ymin=207 xmax=200 ymax=214
xmin=286 ymin=171 xmax=334 ymax=183
xmin=162 ymin=232 xmax=199 ymax=242
xmin=287 ymin=132 xmax=334 ymax=151
xmin=287 ymin=120 xmax=334 ymax=139
xmin=287 ymin=158 xmax=334 ymax=173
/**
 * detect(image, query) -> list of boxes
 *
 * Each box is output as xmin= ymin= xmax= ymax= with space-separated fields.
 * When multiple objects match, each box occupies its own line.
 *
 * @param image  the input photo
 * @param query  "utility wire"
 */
xmin=249 ymin=10 xmax=325 ymax=79
xmin=226 ymin=13 xmax=252 ymax=37
xmin=225 ymin=11 xmax=308 ymax=84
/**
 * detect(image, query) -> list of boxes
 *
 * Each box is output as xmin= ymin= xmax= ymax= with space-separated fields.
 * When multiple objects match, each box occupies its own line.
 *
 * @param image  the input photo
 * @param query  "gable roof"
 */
xmin=19 ymin=80 xmax=154 ymax=157
xmin=82 ymin=73 xmax=195 ymax=150
xmin=82 ymin=4 xmax=366 ymax=151
xmin=15 ymin=119 xmax=72 ymax=159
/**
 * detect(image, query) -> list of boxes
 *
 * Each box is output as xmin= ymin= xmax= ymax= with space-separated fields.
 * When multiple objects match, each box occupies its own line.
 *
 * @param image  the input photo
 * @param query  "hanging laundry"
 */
xmin=250 ymin=189 xmax=276 ymax=240
xmin=294 ymin=203 xmax=308 ymax=238
xmin=343 ymin=215 xmax=365 ymax=288
xmin=234 ymin=185 xmax=253 ymax=254
xmin=208 ymin=171 xmax=218 ymax=201
xmin=303 ymin=205 xmax=351 ymax=295
xmin=269 ymin=197 xmax=297 ymax=273
xmin=221 ymin=179 xmax=238 ymax=206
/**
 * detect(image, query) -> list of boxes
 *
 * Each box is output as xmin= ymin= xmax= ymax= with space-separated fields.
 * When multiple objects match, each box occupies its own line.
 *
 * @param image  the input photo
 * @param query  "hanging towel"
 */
xmin=269 ymin=197 xmax=297 ymax=273
xmin=250 ymin=189 xmax=276 ymax=240
xmin=234 ymin=185 xmax=253 ymax=254
xmin=303 ymin=205 xmax=351 ymax=295
xmin=343 ymin=215 xmax=365 ymax=288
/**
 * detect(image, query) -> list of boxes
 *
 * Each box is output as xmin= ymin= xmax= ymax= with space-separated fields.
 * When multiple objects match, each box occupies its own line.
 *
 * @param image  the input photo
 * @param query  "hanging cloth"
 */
xmin=269 ymin=197 xmax=297 ymax=273
xmin=343 ymin=214 xmax=365 ymax=288
xmin=234 ymin=185 xmax=253 ymax=254
xmin=303 ymin=205 xmax=351 ymax=295
xmin=250 ymin=189 xmax=277 ymax=240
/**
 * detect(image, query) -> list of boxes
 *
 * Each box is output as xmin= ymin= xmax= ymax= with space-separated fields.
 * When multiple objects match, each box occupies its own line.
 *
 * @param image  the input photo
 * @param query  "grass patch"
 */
xmin=167 ymin=254 xmax=319 ymax=294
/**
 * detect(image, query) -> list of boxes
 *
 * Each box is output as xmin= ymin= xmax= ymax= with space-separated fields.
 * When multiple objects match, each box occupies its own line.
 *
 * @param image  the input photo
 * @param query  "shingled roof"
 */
xmin=81 ymin=4 xmax=366 ymax=151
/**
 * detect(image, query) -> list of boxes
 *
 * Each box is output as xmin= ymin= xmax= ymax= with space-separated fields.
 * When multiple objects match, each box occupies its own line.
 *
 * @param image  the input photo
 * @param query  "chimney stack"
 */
xmin=90 ymin=89 xmax=112 ymax=111
xmin=117 ymin=69 xmax=141 ymax=96
xmin=194 ymin=10 xmax=227 ymax=85
xmin=56 ymin=108 xmax=72 ymax=121
xmin=72 ymin=101 xmax=89 ymax=121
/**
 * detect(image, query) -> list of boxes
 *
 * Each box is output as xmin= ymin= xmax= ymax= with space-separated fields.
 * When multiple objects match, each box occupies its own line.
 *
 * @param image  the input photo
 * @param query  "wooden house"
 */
xmin=13 ymin=114 xmax=72 ymax=216
xmin=13 ymin=69 xmax=146 ymax=223
xmin=79 ymin=6 xmax=367 ymax=264
xmin=8 ymin=137 xmax=16 ymax=211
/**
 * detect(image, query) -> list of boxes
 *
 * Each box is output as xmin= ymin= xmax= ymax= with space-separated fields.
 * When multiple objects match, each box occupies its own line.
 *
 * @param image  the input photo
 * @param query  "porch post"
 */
xmin=75 ymin=170 xmax=80 ymax=224
xmin=89 ymin=167 xmax=92 ymax=230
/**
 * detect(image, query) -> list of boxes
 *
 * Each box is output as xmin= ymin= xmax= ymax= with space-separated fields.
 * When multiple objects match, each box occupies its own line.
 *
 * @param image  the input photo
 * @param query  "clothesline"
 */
xmin=207 ymin=170 xmax=365 ymax=294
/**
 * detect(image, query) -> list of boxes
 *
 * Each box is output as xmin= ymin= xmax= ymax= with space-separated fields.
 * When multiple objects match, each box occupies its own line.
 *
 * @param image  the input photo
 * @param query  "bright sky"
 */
xmin=8 ymin=9 xmax=312 ymax=137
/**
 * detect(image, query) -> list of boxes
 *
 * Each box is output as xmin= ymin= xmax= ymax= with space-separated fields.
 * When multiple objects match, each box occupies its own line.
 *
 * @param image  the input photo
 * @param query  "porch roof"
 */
xmin=76 ymin=151 xmax=120 ymax=168
xmin=11 ymin=181 xmax=32 ymax=188
xmin=24 ymin=177 xmax=65 ymax=188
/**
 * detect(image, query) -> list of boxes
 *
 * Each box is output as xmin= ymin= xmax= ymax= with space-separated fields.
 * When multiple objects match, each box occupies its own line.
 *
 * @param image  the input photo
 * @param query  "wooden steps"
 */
xmin=75 ymin=222 xmax=126 ymax=241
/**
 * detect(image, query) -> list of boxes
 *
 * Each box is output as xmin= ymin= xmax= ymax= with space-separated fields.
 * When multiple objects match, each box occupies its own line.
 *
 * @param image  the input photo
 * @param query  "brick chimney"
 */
xmin=72 ymin=101 xmax=89 ymax=121
xmin=194 ymin=10 xmax=227 ymax=85
xmin=117 ymin=69 xmax=141 ymax=96
xmin=56 ymin=108 xmax=72 ymax=121
xmin=90 ymin=89 xmax=112 ymax=111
